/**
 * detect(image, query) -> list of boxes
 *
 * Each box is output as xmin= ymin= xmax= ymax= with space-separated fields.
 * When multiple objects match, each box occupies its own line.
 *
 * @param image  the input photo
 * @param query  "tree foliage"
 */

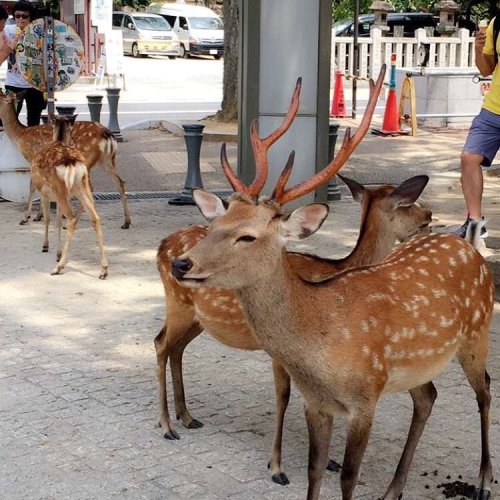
xmin=113 ymin=0 xmax=151 ymax=10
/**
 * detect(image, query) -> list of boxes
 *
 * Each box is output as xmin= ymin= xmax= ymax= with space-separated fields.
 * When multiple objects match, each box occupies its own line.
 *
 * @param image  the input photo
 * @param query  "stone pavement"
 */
xmin=1 ymin=118 xmax=500 ymax=500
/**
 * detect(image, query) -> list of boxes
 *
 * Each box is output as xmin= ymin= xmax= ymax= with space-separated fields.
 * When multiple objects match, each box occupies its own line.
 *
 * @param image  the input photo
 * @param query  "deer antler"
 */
xmin=271 ymin=65 xmax=386 ymax=204
xmin=221 ymin=77 xmax=302 ymax=198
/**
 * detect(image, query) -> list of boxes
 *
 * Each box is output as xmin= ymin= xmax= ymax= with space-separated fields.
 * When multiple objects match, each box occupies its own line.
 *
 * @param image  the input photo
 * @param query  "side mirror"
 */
xmin=127 ymin=22 xmax=134 ymax=30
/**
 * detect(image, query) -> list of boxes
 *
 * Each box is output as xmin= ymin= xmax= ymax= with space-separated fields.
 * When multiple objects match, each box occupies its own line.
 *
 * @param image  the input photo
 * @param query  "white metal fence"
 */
xmin=332 ymin=27 xmax=476 ymax=80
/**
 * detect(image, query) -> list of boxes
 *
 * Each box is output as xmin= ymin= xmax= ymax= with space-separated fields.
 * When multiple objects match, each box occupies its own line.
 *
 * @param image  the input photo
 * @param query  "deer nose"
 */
xmin=171 ymin=258 xmax=193 ymax=279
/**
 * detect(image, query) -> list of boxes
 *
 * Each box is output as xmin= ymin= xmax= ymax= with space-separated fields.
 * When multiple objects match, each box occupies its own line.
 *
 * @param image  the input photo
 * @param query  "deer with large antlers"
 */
xmin=170 ymin=72 xmax=494 ymax=500
xmin=31 ymin=115 xmax=108 ymax=279
xmin=0 ymin=90 xmax=131 ymax=229
xmin=155 ymin=68 xmax=434 ymax=485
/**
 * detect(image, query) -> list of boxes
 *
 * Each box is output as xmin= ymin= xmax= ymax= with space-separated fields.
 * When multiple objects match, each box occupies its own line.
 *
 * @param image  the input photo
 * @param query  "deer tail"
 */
xmin=56 ymin=162 xmax=86 ymax=192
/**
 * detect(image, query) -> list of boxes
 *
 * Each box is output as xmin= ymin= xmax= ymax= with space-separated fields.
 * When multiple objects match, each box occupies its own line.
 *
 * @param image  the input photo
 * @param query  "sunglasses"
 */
xmin=14 ymin=13 xmax=30 ymax=19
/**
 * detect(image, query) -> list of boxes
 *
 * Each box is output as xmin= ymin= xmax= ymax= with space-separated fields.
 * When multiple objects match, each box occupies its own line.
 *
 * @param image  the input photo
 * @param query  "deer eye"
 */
xmin=236 ymin=235 xmax=256 ymax=244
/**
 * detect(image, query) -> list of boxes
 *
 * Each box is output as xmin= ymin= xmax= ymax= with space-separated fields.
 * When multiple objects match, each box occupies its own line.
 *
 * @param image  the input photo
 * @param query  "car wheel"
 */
xmin=179 ymin=44 xmax=188 ymax=58
xmin=214 ymin=54 xmax=222 ymax=60
xmin=168 ymin=55 xmax=177 ymax=60
xmin=132 ymin=43 xmax=140 ymax=58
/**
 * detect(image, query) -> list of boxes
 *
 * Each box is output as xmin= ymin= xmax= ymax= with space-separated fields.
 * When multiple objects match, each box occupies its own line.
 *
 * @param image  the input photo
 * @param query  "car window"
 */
xmin=112 ymin=13 xmax=123 ymax=28
xmin=134 ymin=16 xmax=172 ymax=31
xmin=188 ymin=17 xmax=223 ymax=30
xmin=123 ymin=15 xmax=133 ymax=29
xmin=179 ymin=16 xmax=188 ymax=30
xmin=163 ymin=15 xmax=177 ymax=28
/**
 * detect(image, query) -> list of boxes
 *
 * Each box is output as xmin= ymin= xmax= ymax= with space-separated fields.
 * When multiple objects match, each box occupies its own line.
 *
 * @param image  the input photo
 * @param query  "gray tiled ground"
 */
xmin=1 ymin=189 xmax=499 ymax=499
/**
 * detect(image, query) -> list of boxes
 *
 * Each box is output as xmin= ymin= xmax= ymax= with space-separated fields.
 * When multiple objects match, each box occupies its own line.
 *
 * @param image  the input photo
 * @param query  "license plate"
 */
xmin=209 ymin=49 xmax=217 ymax=55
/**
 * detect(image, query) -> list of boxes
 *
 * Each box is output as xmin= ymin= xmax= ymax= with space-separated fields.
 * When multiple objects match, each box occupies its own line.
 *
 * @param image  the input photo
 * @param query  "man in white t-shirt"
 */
xmin=0 ymin=1 xmax=46 ymax=126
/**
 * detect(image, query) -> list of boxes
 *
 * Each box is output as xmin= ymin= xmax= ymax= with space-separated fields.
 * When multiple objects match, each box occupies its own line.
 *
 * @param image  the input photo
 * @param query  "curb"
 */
xmin=121 ymin=119 xmax=238 ymax=142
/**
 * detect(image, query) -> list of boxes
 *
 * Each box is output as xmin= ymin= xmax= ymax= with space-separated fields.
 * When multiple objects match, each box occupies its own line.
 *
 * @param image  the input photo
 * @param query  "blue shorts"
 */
xmin=463 ymin=108 xmax=500 ymax=167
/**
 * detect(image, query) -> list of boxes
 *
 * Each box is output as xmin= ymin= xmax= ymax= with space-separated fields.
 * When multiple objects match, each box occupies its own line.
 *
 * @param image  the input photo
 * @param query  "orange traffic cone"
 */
xmin=330 ymin=70 xmax=346 ymax=118
xmin=381 ymin=88 xmax=400 ymax=134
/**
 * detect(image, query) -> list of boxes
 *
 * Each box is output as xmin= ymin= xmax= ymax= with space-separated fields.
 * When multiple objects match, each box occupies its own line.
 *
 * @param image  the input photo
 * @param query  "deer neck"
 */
xmin=342 ymin=202 xmax=394 ymax=268
xmin=1 ymin=103 xmax=28 ymax=149
xmin=235 ymin=251 xmax=317 ymax=359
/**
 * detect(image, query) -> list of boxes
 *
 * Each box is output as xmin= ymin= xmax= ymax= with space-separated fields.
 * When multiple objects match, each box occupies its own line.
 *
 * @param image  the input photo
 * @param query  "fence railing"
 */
xmin=332 ymin=27 xmax=476 ymax=80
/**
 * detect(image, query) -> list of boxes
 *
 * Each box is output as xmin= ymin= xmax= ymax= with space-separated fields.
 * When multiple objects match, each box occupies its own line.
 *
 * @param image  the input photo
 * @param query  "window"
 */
xmin=179 ymin=16 xmax=188 ymax=30
xmin=112 ymin=13 xmax=123 ymax=28
xmin=134 ymin=16 xmax=172 ymax=31
xmin=163 ymin=15 xmax=177 ymax=28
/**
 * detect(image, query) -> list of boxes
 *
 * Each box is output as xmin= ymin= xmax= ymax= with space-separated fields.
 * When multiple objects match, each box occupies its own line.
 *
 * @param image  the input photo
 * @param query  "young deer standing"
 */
xmin=31 ymin=115 xmax=108 ymax=279
xmin=155 ymin=94 xmax=432 ymax=486
xmin=0 ymin=90 xmax=131 ymax=229
xmin=171 ymin=75 xmax=494 ymax=499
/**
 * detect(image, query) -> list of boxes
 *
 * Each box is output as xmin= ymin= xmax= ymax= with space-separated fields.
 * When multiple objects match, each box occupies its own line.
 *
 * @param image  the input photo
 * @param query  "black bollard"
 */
xmin=86 ymin=94 xmax=104 ymax=123
xmin=56 ymin=105 xmax=77 ymax=116
xmin=327 ymin=122 xmax=341 ymax=201
xmin=169 ymin=124 xmax=205 ymax=206
xmin=105 ymin=88 xmax=123 ymax=142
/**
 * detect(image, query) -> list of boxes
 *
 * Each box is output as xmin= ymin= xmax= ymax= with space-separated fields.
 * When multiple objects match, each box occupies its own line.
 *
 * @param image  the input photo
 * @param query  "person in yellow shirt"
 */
xmin=456 ymin=19 xmax=500 ymax=238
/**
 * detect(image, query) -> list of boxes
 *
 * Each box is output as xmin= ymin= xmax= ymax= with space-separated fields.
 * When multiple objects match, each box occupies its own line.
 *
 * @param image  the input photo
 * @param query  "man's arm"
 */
xmin=475 ymin=31 xmax=496 ymax=76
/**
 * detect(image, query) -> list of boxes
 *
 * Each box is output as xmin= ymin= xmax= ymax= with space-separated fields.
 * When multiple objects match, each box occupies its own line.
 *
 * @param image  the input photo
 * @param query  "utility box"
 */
xmin=0 ymin=133 xmax=31 ymax=202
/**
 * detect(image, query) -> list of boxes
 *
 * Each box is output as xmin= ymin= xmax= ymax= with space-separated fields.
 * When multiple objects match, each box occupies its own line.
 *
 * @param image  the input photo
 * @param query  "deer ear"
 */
xmin=388 ymin=175 xmax=429 ymax=208
xmin=192 ymin=189 xmax=227 ymax=221
xmin=279 ymin=203 xmax=329 ymax=241
xmin=337 ymin=173 xmax=365 ymax=203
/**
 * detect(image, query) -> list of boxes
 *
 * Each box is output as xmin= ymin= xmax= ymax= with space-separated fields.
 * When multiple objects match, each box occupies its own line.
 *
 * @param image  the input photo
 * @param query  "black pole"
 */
xmin=169 ymin=124 xmax=205 ymax=206
xmin=106 ymin=87 xmax=123 ymax=142
xmin=352 ymin=0 xmax=360 ymax=119
xmin=86 ymin=95 xmax=103 ymax=123
xmin=327 ymin=123 xmax=341 ymax=201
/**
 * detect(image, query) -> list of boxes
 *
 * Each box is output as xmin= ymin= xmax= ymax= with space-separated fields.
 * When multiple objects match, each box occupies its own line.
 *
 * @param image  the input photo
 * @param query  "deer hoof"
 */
xmin=185 ymin=419 xmax=203 ymax=429
xmin=19 ymin=217 xmax=30 ymax=225
xmin=99 ymin=267 xmax=109 ymax=280
xmin=56 ymin=252 xmax=62 ymax=262
xmin=42 ymin=246 xmax=49 ymax=253
xmin=33 ymin=214 xmax=43 ymax=222
xmin=163 ymin=429 xmax=180 ymax=440
xmin=121 ymin=221 xmax=131 ymax=229
xmin=271 ymin=472 xmax=290 ymax=486
xmin=326 ymin=458 xmax=342 ymax=472
xmin=474 ymin=489 xmax=491 ymax=500
xmin=50 ymin=267 xmax=63 ymax=276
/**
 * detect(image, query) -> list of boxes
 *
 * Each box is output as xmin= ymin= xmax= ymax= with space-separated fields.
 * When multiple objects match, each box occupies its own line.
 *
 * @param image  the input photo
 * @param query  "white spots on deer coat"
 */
xmin=416 ymin=255 xmax=430 ymax=263
xmin=362 ymin=345 xmax=371 ymax=356
xmin=361 ymin=320 xmax=369 ymax=332
xmin=418 ymin=268 xmax=429 ymax=277
xmin=472 ymin=309 xmax=482 ymax=324
xmin=449 ymin=257 xmax=457 ymax=267
xmin=340 ymin=327 xmax=350 ymax=340
xmin=372 ymin=354 xmax=384 ymax=371
xmin=458 ymin=248 xmax=469 ymax=263
xmin=440 ymin=316 xmax=454 ymax=328
xmin=432 ymin=289 xmax=447 ymax=299
xmin=440 ymin=242 xmax=451 ymax=250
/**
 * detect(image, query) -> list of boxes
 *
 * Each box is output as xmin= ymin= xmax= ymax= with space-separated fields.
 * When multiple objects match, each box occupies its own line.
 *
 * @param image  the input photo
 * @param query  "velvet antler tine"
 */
xmin=220 ymin=143 xmax=247 ymax=193
xmin=271 ymin=151 xmax=295 ymax=201
xmin=275 ymin=66 xmax=386 ymax=205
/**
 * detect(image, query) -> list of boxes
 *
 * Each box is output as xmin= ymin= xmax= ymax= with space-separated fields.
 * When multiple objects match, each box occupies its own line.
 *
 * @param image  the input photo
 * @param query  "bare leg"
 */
xmin=382 ymin=382 xmax=437 ymax=499
xmin=460 ymin=151 xmax=484 ymax=220
xmin=305 ymin=404 xmax=333 ymax=500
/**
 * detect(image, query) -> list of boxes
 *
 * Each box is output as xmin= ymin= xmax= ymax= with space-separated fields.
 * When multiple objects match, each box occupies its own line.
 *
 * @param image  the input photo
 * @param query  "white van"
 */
xmin=112 ymin=11 xmax=181 ymax=58
xmin=146 ymin=3 xmax=224 ymax=59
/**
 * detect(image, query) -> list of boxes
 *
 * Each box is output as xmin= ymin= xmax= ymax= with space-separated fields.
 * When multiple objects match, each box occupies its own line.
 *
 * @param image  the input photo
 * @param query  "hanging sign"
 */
xmin=16 ymin=18 xmax=85 ymax=91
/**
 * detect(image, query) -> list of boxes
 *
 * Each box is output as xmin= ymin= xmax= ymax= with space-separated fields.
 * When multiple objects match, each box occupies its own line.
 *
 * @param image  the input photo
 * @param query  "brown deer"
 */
xmin=0 ymin=90 xmax=131 ymax=229
xmin=155 ymin=175 xmax=432 ymax=477
xmin=155 ymin=69 xmax=419 ymax=485
xmin=30 ymin=115 xmax=108 ymax=279
xmin=170 ymin=76 xmax=494 ymax=499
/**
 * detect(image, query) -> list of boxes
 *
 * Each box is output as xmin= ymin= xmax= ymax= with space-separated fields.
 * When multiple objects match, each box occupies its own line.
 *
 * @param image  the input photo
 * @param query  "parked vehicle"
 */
xmin=112 ymin=11 xmax=181 ymax=58
xmin=146 ymin=3 xmax=224 ymax=59
xmin=333 ymin=12 xmax=437 ymax=38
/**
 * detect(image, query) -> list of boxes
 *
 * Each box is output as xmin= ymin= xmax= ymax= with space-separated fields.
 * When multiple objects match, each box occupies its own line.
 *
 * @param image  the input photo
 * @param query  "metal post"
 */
xmin=86 ymin=94 xmax=103 ymax=123
xmin=327 ymin=122 xmax=341 ymax=200
xmin=105 ymin=87 xmax=123 ymax=142
xmin=56 ymin=105 xmax=76 ymax=116
xmin=169 ymin=124 xmax=205 ymax=206
xmin=43 ymin=16 xmax=55 ymax=117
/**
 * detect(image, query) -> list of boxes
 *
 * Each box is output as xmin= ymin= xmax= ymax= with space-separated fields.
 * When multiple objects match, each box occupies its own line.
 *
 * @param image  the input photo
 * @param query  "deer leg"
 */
xmin=154 ymin=309 xmax=199 ymax=440
xmin=340 ymin=408 xmax=375 ymax=500
xmin=381 ymin=382 xmax=437 ymax=499
xmin=305 ymin=404 xmax=333 ymax=500
xmin=170 ymin=325 xmax=203 ymax=429
xmin=41 ymin=196 xmax=50 ymax=252
xmin=458 ymin=346 xmax=492 ymax=500
xmin=268 ymin=359 xmax=292 ymax=485
xmin=20 ymin=179 xmax=36 ymax=225
xmin=78 ymin=188 xmax=108 ymax=279
xmin=55 ymin=205 xmax=63 ymax=262
xmin=51 ymin=198 xmax=76 ymax=276
xmin=102 ymin=156 xmax=131 ymax=229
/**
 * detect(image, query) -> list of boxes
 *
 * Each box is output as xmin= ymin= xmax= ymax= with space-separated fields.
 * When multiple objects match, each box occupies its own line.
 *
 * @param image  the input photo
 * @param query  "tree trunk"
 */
xmin=215 ymin=0 xmax=239 ymax=122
